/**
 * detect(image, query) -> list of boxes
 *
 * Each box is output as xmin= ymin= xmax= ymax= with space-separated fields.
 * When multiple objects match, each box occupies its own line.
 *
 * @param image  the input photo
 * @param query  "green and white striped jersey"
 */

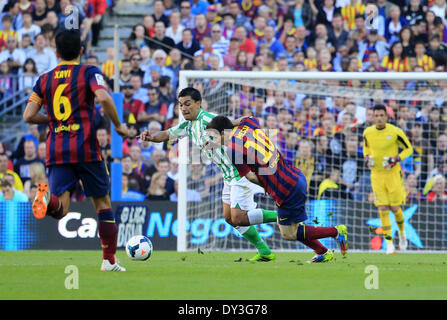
xmin=168 ymin=109 xmax=241 ymax=181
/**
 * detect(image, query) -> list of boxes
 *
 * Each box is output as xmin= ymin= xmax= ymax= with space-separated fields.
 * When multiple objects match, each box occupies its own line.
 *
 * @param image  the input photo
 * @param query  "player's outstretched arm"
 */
xmin=95 ymin=89 xmax=128 ymax=138
xmin=231 ymin=116 xmax=248 ymax=127
xmin=138 ymin=129 xmax=170 ymax=143
xmin=23 ymin=101 xmax=49 ymax=125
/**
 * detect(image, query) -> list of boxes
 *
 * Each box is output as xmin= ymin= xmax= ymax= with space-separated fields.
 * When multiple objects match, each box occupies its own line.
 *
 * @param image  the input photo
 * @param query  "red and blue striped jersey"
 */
xmin=28 ymin=61 xmax=107 ymax=166
xmin=227 ymin=117 xmax=302 ymax=207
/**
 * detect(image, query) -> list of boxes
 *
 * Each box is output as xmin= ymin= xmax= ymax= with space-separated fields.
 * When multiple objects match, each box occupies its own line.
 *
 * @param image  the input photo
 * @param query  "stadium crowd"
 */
xmin=0 ymin=0 xmax=447 ymax=203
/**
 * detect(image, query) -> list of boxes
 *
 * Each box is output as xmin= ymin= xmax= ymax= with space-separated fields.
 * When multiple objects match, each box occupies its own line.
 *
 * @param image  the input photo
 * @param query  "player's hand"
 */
xmin=115 ymin=123 xmax=129 ymax=138
xmin=138 ymin=130 xmax=153 ymax=142
xmin=365 ymin=155 xmax=375 ymax=168
xmin=201 ymin=139 xmax=221 ymax=150
xmin=382 ymin=156 xmax=400 ymax=170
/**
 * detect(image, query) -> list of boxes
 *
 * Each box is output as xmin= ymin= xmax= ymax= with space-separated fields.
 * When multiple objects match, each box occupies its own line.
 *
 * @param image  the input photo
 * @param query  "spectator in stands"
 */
xmin=381 ymin=40 xmax=409 ymax=72
xmin=32 ymin=0 xmax=48 ymax=27
xmin=210 ymin=23 xmax=229 ymax=58
xmin=169 ymin=179 xmax=202 ymax=202
xmin=14 ymin=139 xmax=45 ymax=184
xmin=295 ymin=139 xmax=315 ymax=188
xmin=0 ymin=14 xmax=18 ymax=43
xmin=121 ymin=153 xmax=146 ymax=193
xmin=150 ymin=21 xmax=175 ymax=54
xmin=26 ymin=33 xmax=57 ymax=74
xmin=0 ymin=35 xmax=25 ymax=74
xmin=193 ymin=13 xmax=210 ymax=43
xmin=46 ymin=0 xmax=61 ymax=14
xmin=146 ymin=172 xmax=169 ymax=200
xmin=23 ymin=161 xmax=47 ymax=199
xmin=234 ymin=25 xmax=255 ymax=67
xmin=120 ymin=83 xmax=143 ymax=121
xmin=129 ymin=53 xmax=144 ymax=78
xmin=228 ymin=1 xmax=251 ymax=32
xmin=129 ymin=144 xmax=149 ymax=179
xmin=359 ymin=29 xmax=389 ymax=63
xmin=281 ymin=129 xmax=299 ymax=166
xmin=118 ymin=58 xmax=132 ymax=86
xmin=0 ymin=61 xmax=13 ymax=100
xmin=19 ymin=57 xmax=38 ymax=93
xmin=142 ymin=49 xmax=175 ymax=85
xmin=288 ymin=0 xmax=313 ymax=29
xmin=17 ymin=12 xmax=40 ymax=45
xmin=0 ymin=153 xmax=23 ymax=192
xmin=426 ymin=174 xmax=447 ymax=202
xmin=384 ymin=5 xmax=408 ymax=44
xmin=166 ymin=48 xmax=181 ymax=89
xmin=431 ymin=0 xmax=447 ymax=24
xmin=179 ymin=0 xmax=195 ymax=29
xmin=188 ymin=162 xmax=208 ymax=200
xmin=176 ymin=28 xmax=200 ymax=60
xmin=129 ymin=24 xmax=149 ymax=49
xmin=137 ymin=86 xmax=168 ymax=130
xmin=96 ymin=127 xmax=111 ymax=167
xmin=130 ymin=74 xmax=148 ymax=104
xmin=88 ymin=0 xmax=108 ymax=47
xmin=318 ymin=167 xmax=351 ymax=199
xmin=166 ymin=10 xmax=184 ymax=45
xmin=151 ymin=157 xmax=175 ymax=196
xmin=0 ymin=178 xmax=28 ymax=202
xmin=152 ymin=0 xmax=169 ymax=28
xmin=316 ymin=0 xmax=341 ymax=28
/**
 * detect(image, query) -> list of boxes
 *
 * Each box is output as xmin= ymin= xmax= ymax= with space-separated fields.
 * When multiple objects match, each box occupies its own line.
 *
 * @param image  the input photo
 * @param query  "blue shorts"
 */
xmin=277 ymin=170 xmax=308 ymax=226
xmin=48 ymin=161 xmax=110 ymax=197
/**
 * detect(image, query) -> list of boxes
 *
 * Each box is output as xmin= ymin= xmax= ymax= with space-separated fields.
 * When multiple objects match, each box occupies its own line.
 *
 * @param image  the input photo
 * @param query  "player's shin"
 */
xmin=97 ymin=208 xmax=118 ymax=264
xmin=379 ymin=210 xmax=393 ymax=244
xmin=300 ymin=239 xmax=328 ymax=255
xmin=393 ymin=208 xmax=405 ymax=235
xmin=296 ymin=223 xmax=338 ymax=241
xmin=246 ymin=208 xmax=277 ymax=225
xmin=236 ymin=225 xmax=272 ymax=256
xmin=45 ymin=194 xmax=64 ymax=219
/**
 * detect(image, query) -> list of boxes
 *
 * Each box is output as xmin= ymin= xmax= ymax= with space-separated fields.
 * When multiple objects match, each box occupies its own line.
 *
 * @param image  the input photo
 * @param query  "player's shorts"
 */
xmin=370 ymin=167 xmax=406 ymax=207
xmin=48 ymin=161 xmax=110 ymax=198
xmin=222 ymin=176 xmax=264 ymax=211
xmin=277 ymin=170 xmax=308 ymax=226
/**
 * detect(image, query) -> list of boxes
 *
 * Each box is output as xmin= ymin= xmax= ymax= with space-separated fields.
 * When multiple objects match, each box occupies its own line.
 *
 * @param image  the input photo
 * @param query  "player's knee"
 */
xmin=230 ymin=208 xmax=250 ymax=226
xmin=279 ymin=227 xmax=297 ymax=241
xmin=225 ymin=215 xmax=235 ymax=227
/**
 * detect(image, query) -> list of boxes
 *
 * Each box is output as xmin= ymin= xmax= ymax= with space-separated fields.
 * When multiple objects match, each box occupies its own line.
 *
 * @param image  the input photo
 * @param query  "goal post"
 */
xmin=176 ymin=70 xmax=447 ymax=253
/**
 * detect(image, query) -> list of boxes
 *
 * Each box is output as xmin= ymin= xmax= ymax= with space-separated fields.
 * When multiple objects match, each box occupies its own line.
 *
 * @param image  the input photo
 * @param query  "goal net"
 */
xmin=176 ymin=71 xmax=447 ymax=253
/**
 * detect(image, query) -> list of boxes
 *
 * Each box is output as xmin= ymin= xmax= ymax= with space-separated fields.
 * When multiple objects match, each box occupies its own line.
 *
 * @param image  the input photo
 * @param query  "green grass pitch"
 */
xmin=0 ymin=250 xmax=446 ymax=300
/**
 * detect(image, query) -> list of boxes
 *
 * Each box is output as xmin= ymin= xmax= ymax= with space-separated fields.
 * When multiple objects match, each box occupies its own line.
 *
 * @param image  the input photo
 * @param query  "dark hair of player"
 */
xmin=178 ymin=87 xmax=202 ymax=102
xmin=373 ymin=104 xmax=387 ymax=113
xmin=206 ymin=115 xmax=234 ymax=133
xmin=55 ymin=30 xmax=82 ymax=61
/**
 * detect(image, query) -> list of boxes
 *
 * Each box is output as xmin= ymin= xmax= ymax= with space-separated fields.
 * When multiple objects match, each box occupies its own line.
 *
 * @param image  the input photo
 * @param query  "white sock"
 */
xmin=235 ymin=226 xmax=250 ymax=235
xmin=246 ymin=209 xmax=264 ymax=225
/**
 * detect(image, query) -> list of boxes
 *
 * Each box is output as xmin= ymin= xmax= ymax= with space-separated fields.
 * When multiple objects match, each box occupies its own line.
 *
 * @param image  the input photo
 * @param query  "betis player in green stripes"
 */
xmin=139 ymin=87 xmax=276 ymax=261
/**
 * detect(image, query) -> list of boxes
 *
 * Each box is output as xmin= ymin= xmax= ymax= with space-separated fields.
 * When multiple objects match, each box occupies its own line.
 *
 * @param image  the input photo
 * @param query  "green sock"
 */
xmin=242 ymin=226 xmax=272 ymax=255
xmin=261 ymin=209 xmax=277 ymax=223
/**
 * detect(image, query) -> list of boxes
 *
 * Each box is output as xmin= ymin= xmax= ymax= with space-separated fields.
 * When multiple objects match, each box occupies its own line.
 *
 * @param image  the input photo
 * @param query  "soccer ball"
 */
xmin=125 ymin=235 xmax=153 ymax=261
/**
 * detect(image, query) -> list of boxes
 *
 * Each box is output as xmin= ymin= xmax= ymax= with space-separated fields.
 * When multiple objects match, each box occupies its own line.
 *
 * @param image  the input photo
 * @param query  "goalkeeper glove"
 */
xmin=382 ymin=156 xmax=400 ymax=170
xmin=365 ymin=155 xmax=375 ymax=168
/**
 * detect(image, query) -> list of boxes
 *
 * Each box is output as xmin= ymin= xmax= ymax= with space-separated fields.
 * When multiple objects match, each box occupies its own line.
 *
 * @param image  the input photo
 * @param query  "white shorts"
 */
xmin=222 ymin=176 xmax=264 ymax=211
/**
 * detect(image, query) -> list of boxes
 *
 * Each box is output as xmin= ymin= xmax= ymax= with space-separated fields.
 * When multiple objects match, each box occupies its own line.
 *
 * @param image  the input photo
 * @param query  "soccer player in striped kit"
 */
xmin=205 ymin=116 xmax=348 ymax=263
xmin=139 ymin=87 xmax=277 ymax=262
xmin=23 ymin=30 xmax=129 ymax=271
